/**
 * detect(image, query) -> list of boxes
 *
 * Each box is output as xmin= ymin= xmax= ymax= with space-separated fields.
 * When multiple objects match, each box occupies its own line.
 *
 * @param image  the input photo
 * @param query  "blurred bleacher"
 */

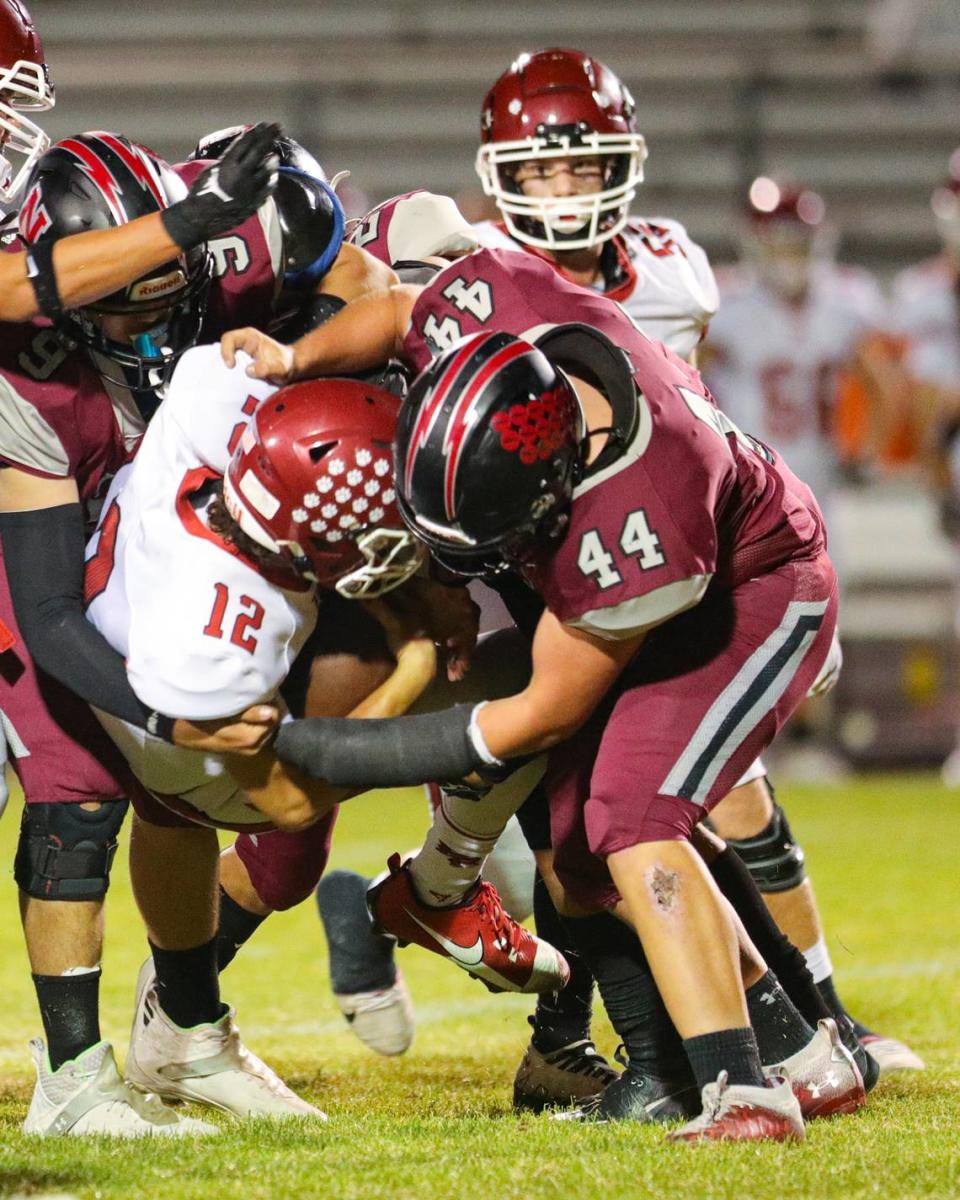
xmin=36 ymin=0 xmax=960 ymax=276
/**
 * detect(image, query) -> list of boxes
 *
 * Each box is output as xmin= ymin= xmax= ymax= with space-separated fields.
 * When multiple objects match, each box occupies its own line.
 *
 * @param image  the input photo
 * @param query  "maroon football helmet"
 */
xmin=0 ymin=0 xmax=53 ymax=232
xmin=931 ymin=148 xmax=960 ymax=255
xmin=742 ymin=175 xmax=831 ymax=300
xmin=223 ymin=378 xmax=425 ymax=597
xmin=475 ymin=48 xmax=646 ymax=251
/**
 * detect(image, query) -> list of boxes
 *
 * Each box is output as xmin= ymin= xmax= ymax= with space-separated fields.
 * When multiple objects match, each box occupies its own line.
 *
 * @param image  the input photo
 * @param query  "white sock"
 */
xmin=410 ymin=758 xmax=544 ymax=907
xmin=802 ymin=935 xmax=833 ymax=984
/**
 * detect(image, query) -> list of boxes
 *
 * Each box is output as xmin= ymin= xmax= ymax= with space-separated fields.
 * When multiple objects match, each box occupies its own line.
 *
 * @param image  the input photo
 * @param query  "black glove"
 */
xmin=162 ymin=121 xmax=281 ymax=250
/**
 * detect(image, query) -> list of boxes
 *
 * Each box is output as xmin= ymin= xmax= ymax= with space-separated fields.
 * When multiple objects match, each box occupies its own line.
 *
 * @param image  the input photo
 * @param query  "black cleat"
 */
xmin=513 ymin=1039 xmax=619 ymax=1113
xmin=552 ymin=1056 xmax=700 ymax=1124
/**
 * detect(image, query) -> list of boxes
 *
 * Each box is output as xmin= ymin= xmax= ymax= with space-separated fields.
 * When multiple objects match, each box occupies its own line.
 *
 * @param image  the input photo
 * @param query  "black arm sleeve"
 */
xmin=274 ymin=704 xmax=483 ymax=788
xmin=0 ymin=502 xmax=155 ymax=729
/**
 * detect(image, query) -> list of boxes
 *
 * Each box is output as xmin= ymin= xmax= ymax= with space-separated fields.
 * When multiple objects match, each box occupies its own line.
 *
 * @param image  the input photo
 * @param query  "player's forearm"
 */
xmin=348 ymin=637 xmax=438 ymax=719
xmin=290 ymin=284 xmax=417 ymax=380
xmin=3 ymin=215 xmax=182 ymax=323
xmin=320 ymin=242 xmax=398 ymax=303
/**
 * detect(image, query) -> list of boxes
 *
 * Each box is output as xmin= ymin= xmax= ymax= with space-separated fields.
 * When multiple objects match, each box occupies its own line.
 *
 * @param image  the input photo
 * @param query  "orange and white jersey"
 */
xmin=889 ymin=255 xmax=960 ymax=389
xmin=85 ymin=345 xmax=318 ymax=827
xmin=473 ymin=215 xmax=718 ymax=362
xmin=703 ymin=263 xmax=884 ymax=507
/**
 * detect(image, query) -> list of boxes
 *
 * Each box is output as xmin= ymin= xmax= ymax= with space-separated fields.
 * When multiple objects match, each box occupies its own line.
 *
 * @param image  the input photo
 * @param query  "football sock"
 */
xmin=33 ymin=967 xmax=102 ymax=1072
xmin=708 ymin=845 xmax=832 ymax=1027
xmin=683 ymin=1027 xmax=766 ymax=1090
xmin=564 ymin=911 xmax=691 ymax=1082
xmin=528 ymin=874 xmax=593 ymax=1052
xmin=409 ymin=781 xmax=520 ymax=907
xmin=150 ymin=936 xmax=223 ymax=1029
xmin=215 ymin=887 xmax=267 ymax=972
xmin=801 ymin=934 xmax=833 ymax=983
xmin=316 ymin=869 xmax=397 ymax=994
xmin=746 ymin=970 xmax=815 ymax=1062
xmin=817 ymin=971 xmax=874 ymax=1038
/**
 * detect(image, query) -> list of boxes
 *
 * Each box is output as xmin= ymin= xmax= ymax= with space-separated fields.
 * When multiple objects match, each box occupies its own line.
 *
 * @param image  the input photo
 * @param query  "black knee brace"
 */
xmin=725 ymin=803 xmax=806 ymax=894
xmin=14 ymin=799 xmax=129 ymax=901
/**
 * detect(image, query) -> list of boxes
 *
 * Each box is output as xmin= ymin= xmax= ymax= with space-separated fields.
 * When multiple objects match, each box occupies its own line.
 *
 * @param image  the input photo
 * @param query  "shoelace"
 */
xmin=473 ymin=882 xmax=524 ymax=955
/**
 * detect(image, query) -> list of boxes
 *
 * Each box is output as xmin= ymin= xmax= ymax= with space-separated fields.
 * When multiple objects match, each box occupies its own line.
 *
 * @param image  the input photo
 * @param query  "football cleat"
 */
xmin=24 ymin=1038 xmax=218 ymax=1138
xmin=667 ymin=1071 xmax=805 ymax=1143
xmin=766 ymin=1018 xmax=865 ymax=1120
xmin=513 ymin=1038 xmax=619 ymax=1112
xmin=367 ymin=853 xmax=569 ymax=995
xmin=334 ymin=971 xmax=415 ymax=1057
xmin=551 ymin=1057 xmax=699 ymax=1124
xmin=126 ymin=961 xmax=325 ymax=1121
xmin=860 ymin=1033 xmax=926 ymax=1076
xmin=837 ymin=1016 xmax=879 ymax=1093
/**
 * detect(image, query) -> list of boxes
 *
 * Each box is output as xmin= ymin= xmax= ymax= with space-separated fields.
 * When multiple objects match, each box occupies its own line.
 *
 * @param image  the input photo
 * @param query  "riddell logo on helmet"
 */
xmin=129 ymin=271 xmax=185 ymax=302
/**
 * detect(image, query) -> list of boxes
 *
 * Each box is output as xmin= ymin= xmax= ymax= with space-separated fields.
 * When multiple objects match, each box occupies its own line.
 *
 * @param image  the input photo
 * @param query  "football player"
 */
xmin=223 ymin=247 xmax=876 ymax=1134
xmin=0 ymin=127 xmax=375 ymax=1135
xmin=228 ymin=256 xmax=872 ymax=1140
xmin=0 ymin=3 xmax=278 ymax=322
xmin=83 ymin=344 xmax=437 ymax=1124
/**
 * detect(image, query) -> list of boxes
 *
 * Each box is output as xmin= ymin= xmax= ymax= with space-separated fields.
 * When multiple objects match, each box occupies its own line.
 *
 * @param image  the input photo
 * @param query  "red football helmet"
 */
xmin=741 ymin=175 xmax=831 ymax=300
xmin=223 ymin=378 xmax=426 ymax=598
xmin=0 ymin=0 xmax=53 ymax=231
xmin=475 ymin=48 xmax=647 ymax=252
xmin=931 ymin=148 xmax=960 ymax=255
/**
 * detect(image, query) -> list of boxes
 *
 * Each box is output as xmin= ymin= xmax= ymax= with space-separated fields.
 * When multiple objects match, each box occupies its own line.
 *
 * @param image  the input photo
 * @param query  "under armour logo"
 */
xmin=196 ymin=167 xmax=234 ymax=204
xmin=759 ymin=991 xmax=777 ymax=1006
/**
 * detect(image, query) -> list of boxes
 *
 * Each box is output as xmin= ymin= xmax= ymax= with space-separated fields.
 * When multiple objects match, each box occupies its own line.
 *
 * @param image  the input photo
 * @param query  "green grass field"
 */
xmin=0 ymin=773 xmax=956 ymax=1200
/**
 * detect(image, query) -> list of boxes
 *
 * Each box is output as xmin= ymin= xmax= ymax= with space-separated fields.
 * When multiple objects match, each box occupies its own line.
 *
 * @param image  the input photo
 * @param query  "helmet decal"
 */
xmin=90 ymin=131 xmax=166 ymax=209
xmin=55 ymin=137 xmax=128 ymax=224
xmin=491 ymin=384 xmax=573 ymax=465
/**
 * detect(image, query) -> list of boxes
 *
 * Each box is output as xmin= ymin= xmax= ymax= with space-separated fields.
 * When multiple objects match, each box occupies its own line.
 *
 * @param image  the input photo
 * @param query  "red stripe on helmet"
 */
xmin=57 ymin=137 xmax=126 ymax=225
xmin=92 ymin=132 xmax=166 ymax=210
xmin=402 ymin=332 xmax=498 ymax=498
xmin=442 ymin=339 xmax=533 ymax=520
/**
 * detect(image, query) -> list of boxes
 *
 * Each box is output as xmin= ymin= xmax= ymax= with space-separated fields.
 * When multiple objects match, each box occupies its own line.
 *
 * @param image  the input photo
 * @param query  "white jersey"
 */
xmin=473 ymin=216 xmax=718 ymax=362
xmin=702 ymin=263 xmax=884 ymax=507
xmin=889 ymin=256 xmax=960 ymax=389
xmin=86 ymin=345 xmax=318 ymax=828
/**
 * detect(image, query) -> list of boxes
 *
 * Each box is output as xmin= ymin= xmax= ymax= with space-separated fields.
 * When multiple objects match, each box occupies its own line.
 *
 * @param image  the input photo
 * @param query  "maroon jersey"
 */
xmin=175 ymin=160 xmax=281 ymax=338
xmin=350 ymin=189 xmax=478 ymax=267
xmin=402 ymin=249 xmax=825 ymax=639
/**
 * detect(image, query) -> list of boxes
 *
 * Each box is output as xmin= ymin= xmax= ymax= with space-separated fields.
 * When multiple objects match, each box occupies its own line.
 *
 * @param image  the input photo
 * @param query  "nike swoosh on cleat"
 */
xmin=402 ymin=907 xmax=485 ymax=967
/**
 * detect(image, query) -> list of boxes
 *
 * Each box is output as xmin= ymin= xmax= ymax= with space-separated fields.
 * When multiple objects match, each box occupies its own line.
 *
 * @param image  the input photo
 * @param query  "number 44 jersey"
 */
xmin=403 ymin=249 xmax=827 ymax=639
xmin=84 ymin=346 xmax=318 ymax=826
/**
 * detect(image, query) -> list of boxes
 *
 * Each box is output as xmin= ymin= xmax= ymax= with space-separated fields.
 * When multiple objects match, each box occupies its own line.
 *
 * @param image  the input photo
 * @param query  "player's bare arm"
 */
xmin=0 ymin=466 xmax=277 ymax=755
xmin=8 ymin=121 xmax=280 ymax=324
xmin=320 ymin=241 xmax=398 ymax=303
xmin=222 ymin=283 xmax=421 ymax=383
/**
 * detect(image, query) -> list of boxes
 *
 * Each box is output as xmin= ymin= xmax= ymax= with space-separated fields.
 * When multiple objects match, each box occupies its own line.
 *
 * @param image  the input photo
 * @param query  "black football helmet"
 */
xmin=394 ymin=331 xmax=584 ymax=577
xmin=188 ymin=125 xmax=344 ymax=291
xmin=19 ymin=131 xmax=211 ymax=394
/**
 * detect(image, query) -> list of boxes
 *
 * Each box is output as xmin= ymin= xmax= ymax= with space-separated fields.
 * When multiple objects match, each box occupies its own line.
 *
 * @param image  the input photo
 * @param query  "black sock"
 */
xmin=316 ymin=869 xmax=396 ymax=993
xmin=216 ymin=887 xmax=268 ymax=972
xmin=528 ymin=874 xmax=593 ymax=1052
xmin=33 ymin=969 xmax=102 ymax=1072
xmin=684 ymin=1027 xmax=766 ymax=1090
xmin=817 ymin=972 xmax=873 ymax=1038
xmin=564 ymin=911 xmax=691 ymax=1082
xmin=150 ymin=937 xmax=223 ymax=1029
xmin=709 ymin=846 xmax=832 ymax=1028
xmin=746 ymin=970 xmax=814 ymax=1063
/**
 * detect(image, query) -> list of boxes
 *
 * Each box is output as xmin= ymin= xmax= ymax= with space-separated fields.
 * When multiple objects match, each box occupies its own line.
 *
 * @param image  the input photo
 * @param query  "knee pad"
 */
xmin=14 ymin=799 xmax=129 ymax=901
xmin=725 ymin=803 xmax=806 ymax=893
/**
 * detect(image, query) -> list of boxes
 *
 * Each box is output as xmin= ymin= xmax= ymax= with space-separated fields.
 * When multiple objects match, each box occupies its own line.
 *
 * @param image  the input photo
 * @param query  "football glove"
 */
xmin=162 ymin=121 xmax=280 ymax=250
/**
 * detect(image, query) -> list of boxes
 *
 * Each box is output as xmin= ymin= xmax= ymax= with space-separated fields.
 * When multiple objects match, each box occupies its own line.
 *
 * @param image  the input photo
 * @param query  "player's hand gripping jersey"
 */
xmin=85 ymin=346 xmax=318 ymax=828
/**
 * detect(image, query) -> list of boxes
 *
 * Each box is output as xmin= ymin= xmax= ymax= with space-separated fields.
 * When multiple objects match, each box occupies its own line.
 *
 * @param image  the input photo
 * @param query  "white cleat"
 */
xmin=667 ymin=1071 xmax=805 ymax=1143
xmin=860 ymin=1034 xmax=926 ymax=1076
xmin=335 ymin=970 xmax=415 ymax=1057
xmin=125 ymin=960 xmax=326 ymax=1122
xmin=24 ymin=1038 xmax=218 ymax=1138
xmin=766 ymin=1018 xmax=865 ymax=1120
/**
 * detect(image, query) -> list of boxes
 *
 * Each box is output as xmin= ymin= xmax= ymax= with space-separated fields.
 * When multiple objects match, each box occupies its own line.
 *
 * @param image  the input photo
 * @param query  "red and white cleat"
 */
xmin=860 ymin=1033 xmax=926 ymax=1076
xmin=367 ymin=853 xmax=569 ymax=995
xmin=667 ymin=1072 xmax=805 ymax=1144
xmin=769 ymin=1018 xmax=865 ymax=1120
